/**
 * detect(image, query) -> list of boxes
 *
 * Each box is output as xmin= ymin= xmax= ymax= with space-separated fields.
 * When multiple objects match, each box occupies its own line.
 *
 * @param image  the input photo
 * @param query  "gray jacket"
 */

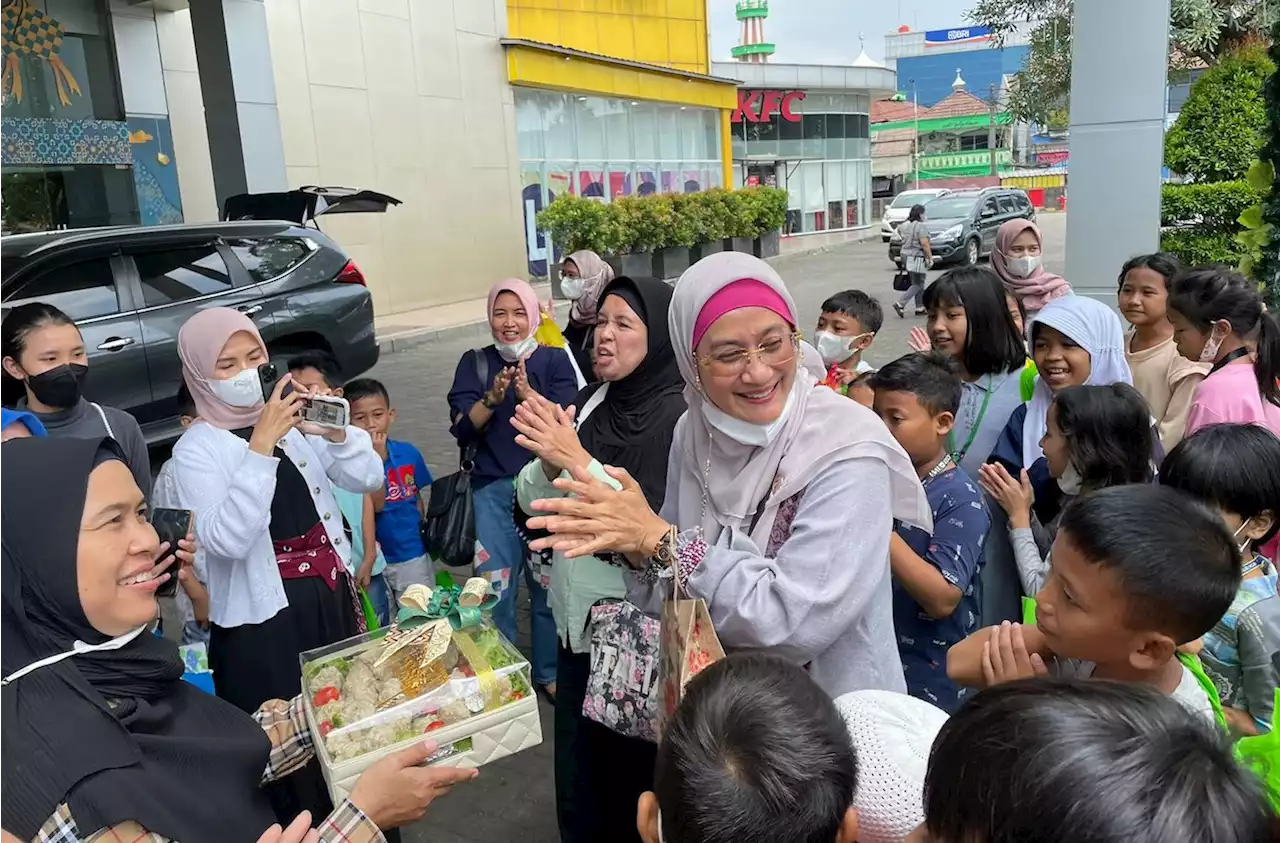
xmin=18 ymin=397 xmax=151 ymax=497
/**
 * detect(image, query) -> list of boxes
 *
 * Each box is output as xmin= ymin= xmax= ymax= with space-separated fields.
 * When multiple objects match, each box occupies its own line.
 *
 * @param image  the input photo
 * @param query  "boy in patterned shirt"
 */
xmin=871 ymin=353 xmax=990 ymax=712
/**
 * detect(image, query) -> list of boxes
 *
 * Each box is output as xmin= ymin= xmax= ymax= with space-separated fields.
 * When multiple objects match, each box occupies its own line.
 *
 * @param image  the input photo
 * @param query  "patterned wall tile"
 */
xmin=1 ymin=117 xmax=131 ymax=165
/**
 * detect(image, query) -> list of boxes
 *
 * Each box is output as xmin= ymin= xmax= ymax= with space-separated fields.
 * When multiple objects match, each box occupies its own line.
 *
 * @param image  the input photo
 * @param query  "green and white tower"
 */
xmin=731 ymin=0 xmax=775 ymax=63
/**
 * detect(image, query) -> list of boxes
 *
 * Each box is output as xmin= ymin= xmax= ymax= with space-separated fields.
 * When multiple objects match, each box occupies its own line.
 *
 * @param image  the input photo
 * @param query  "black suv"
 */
xmin=889 ymin=186 xmax=1036 ymax=268
xmin=2 ymin=188 xmax=397 ymax=443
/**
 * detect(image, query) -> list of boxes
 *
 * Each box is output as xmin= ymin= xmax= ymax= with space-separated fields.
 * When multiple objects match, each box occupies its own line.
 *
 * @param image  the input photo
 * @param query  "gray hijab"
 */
xmin=667 ymin=252 xmax=931 ymax=544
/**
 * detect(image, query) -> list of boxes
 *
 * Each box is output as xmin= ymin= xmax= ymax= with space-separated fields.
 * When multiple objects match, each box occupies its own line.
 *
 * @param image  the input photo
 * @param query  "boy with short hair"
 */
xmin=947 ymin=484 xmax=1241 ymax=724
xmin=638 ymin=654 xmax=861 ymax=843
xmin=343 ymin=376 xmax=434 ymax=603
xmin=815 ymin=289 xmax=882 ymax=395
xmin=870 ymin=353 xmax=990 ymax=712
xmin=154 ymin=382 xmax=211 ymax=644
xmin=288 ymin=356 xmax=395 ymax=623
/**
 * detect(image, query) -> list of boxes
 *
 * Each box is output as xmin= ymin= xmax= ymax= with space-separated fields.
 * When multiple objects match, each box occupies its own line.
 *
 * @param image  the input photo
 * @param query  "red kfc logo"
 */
xmin=732 ymin=89 xmax=806 ymax=123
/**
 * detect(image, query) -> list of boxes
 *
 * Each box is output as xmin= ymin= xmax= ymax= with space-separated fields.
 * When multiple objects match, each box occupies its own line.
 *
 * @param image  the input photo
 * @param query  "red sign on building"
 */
xmin=732 ymin=90 xmax=806 ymax=123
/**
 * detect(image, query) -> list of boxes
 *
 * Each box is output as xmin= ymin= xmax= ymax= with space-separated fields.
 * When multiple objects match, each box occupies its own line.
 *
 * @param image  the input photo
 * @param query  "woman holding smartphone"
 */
xmin=165 ymin=308 xmax=382 ymax=825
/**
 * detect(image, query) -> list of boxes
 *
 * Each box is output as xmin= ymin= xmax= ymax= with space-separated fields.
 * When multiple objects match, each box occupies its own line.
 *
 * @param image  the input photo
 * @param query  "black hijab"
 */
xmin=1 ymin=437 xmax=277 ymax=842
xmin=575 ymin=276 xmax=686 ymax=510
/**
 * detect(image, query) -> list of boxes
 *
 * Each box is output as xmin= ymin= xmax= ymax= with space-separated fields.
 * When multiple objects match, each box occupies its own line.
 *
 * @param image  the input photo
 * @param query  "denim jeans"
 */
xmin=897 ymin=272 xmax=927 ymax=308
xmin=473 ymin=477 xmax=558 ymax=686
xmin=363 ymin=572 xmax=392 ymax=627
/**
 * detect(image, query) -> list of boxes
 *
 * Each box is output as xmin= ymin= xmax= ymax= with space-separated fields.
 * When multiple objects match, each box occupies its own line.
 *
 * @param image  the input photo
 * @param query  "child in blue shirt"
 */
xmin=343 ymin=376 xmax=434 ymax=604
xmin=289 ymin=356 xmax=396 ymax=623
xmin=871 ymin=352 xmax=990 ymax=712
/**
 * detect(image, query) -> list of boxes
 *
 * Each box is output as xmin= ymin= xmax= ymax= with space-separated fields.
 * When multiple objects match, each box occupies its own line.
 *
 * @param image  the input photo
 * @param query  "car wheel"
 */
xmin=965 ymin=238 xmax=980 ymax=266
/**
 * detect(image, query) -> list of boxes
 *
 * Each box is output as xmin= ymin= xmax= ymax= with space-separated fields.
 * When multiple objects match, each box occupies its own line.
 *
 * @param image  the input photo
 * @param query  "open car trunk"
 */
xmin=222 ymin=186 xmax=402 ymax=226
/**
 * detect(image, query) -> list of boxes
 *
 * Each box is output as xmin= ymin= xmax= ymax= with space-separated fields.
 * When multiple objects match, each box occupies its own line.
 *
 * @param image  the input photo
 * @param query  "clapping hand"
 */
xmin=978 ymin=464 xmax=1034 ymax=530
xmin=908 ymin=326 xmax=932 ymax=353
xmin=513 ymin=359 xmax=542 ymax=403
xmin=512 ymin=393 xmax=588 ymax=475
xmin=527 ymin=464 xmax=670 ymax=561
xmin=485 ymin=368 xmax=515 ymax=407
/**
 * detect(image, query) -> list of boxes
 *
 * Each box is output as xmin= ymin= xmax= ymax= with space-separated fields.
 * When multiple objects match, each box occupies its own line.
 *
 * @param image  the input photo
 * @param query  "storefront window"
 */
xmin=1 ymin=166 xmax=139 ymax=233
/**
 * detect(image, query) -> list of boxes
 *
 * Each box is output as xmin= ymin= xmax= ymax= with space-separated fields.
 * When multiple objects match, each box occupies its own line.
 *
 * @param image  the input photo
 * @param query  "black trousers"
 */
xmin=555 ymin=645 xmax=657 ymax=843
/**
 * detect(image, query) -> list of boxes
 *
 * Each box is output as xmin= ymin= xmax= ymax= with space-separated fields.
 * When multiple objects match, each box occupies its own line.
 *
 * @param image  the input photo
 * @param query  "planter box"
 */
xmin=652 ymin=246 xmax=690 ymax=280
xmin=754 ymin=230 xmax=781 ymax=259
xmin=690 ymin=239 xmax=725 ymax=263
xmin=724 ymin=236 xmax=754 ymax=254
xmin=618 ymin=252 xmax=655 ymax=279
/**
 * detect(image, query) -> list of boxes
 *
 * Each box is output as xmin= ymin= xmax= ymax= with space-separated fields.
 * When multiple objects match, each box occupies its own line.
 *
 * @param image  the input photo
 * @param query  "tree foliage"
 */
xmin=968 ymin=0 xmax=1280 ymax=124
xmin=1253 ymin=20 xmax=1280 ymax=297
xmin=1165 ymin=42 xmax=1273 ymax=182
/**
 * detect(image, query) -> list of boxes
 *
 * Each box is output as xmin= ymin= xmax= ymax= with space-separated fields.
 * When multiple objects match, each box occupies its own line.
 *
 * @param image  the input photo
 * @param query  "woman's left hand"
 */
xmin=527 ymin=464 xmax=670 ymax=559
xmin=296 ymin=385 xmax=347 ymax=443
xmin=978 ymin=463 xmax=1034 ymax=529
xmin=512 ymin=393 xmax=589 ymax=473
xmin=513 ymin=359 xmax=543 ymax=404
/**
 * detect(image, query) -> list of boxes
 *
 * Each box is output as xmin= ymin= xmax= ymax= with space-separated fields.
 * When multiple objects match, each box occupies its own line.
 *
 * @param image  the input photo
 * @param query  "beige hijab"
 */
xmin=667 ymin=252 xmax=931 ymax=543
xmin=564 ymin=250 xmax=615 ymax=324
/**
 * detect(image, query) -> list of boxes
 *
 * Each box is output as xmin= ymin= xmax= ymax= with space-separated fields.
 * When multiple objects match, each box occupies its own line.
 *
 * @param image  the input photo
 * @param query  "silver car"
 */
xmin=880 ymin=188 xmax=952 ymax=241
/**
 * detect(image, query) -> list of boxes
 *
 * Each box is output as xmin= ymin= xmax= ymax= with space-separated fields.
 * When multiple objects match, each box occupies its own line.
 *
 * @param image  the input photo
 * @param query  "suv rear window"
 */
xmin=228 ymin=237 xmax=314 ymax=283
xmin=3 ymin=258 xmax=120 ymax=320
xmin=136 ymin=245 xmax=236 ymax=307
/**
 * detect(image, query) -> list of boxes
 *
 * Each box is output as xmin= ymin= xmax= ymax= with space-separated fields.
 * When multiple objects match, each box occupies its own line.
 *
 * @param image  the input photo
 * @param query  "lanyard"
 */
xmin=924 ymin=453 xmax=954 ymax=484
xmin=947 ymin=376 xmax=994 ymax=462
xmin=1209 ymin=346 xmax=1250 ymax=377
xmin=1242 ymin=555 xmax=1268 ymax=578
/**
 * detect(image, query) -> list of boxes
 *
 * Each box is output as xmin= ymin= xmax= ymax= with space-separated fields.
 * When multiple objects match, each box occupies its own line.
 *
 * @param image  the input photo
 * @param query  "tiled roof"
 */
xmin=871 ymin=98 xmax=930 ymax=124
xmin=927 ymin=88 xmax=992 ymax=119
xmin=872 ymin=127 xmax=916 ymax=157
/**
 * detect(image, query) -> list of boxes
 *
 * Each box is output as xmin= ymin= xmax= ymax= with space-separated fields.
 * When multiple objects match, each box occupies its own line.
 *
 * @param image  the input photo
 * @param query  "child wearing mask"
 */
xmin=948 ymin=484 xmax=1240 ymax=725
xmin=979 ymin=384 xmax=1154 ymax=596
xmin=909 ymin=678 xmax=1274 ymax=843
xmin=871 ymin=353 xmax=990 ymax=712
xmin=1118 ymin=253 xmax=1208 ymax=450
xmin=814 ymin=289 xmax=882 ymax=394
xmin=290 ymin=355 xmax=394 ymax=625
xmin=1161 ymin=423 xmax=1280 ymax=736
xmin=638 ymin=654 xmax=861 ymax=843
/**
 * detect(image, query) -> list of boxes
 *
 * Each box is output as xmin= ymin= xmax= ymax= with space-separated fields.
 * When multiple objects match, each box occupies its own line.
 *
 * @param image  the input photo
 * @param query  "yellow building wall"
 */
xmin=507 ymin=0 xmax=710 ymax=75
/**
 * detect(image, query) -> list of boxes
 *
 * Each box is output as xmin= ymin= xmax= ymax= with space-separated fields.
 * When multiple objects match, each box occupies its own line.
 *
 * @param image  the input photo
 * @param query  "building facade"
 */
xmin=2 ymin=0 xmax=739 ymax=315
xmin=717 ymin=61 xmax=896 ymax=236
xmin=885 ymin=24 xmax=1031 ymax=108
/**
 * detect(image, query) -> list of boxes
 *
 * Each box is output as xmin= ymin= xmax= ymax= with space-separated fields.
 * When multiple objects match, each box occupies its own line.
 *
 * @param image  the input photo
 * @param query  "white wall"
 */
xmin=262 ymin=0 xmax=526 ymax=314
xmin=155 ymin=9 xmax=218 ymax=221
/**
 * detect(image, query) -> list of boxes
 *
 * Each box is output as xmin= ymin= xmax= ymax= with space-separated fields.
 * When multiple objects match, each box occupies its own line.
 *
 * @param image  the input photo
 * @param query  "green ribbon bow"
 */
xmin=396 ymin=582 xmax=498 ymax=631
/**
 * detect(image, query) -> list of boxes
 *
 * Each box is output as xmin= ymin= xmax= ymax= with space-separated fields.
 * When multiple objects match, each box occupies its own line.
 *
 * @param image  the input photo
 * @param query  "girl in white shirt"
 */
xmin=166 ymin=307 xmax=382 ymax=823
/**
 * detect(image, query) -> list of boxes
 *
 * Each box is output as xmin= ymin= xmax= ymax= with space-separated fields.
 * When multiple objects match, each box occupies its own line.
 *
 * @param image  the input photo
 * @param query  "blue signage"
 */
xmin=923 ymin=26 xmax=993 ymax=46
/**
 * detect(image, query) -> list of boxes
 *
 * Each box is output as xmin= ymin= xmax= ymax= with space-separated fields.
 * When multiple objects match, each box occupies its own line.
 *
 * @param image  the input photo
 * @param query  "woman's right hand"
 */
xmin=348 ymin=741 xmax=479 ymax=830
xmin=248 ymin=373 xmax=307 ymax=456
xmin=484 ymin=368 xmax=515 ymax=408
xmin=511 ymin=393 xmax=588 ymax=474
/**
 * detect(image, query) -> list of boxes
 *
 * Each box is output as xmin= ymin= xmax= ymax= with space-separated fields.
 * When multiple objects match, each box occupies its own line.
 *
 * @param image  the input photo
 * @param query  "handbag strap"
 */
xmin=461 ymin=349 xmax=489 ymax=469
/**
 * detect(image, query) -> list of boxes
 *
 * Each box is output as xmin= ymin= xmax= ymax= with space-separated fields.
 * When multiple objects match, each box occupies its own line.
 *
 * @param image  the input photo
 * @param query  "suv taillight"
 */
xmin=336 ymin=259 xmax=366 ymax=286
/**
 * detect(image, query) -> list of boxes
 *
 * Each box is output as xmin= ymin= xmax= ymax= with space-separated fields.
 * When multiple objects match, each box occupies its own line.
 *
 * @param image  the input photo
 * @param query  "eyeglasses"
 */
xmin=697 ymin=332 xmax=801 ymax=377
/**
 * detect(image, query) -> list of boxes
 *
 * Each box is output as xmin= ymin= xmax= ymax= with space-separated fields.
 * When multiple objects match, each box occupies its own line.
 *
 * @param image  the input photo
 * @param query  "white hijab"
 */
xmin=667 ymin=252 xmax=930 ymax=544
xmin=1022 ymin=295 xmax=1133 ymax=467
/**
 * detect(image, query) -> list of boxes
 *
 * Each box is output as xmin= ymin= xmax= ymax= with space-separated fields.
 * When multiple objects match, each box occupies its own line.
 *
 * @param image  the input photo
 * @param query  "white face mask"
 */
xmin=1 ymin=623 xmax=149 ymax=687
xmin=207 ymin=367 xmax=264 ymax=408
xmin=1199 ymin=324 xmax=1227 ymax=363
xmin=1005 ymin=255 xmax=1041 ymax=278
xmin=1234 ymin=519 xmax=1256 ymax=557
xmin=560 ymin=276 xmax=585 ymax=300
xmin=813 ymin=330 xmax=870 ymax=366
xmin=701 ymin=381 xmax=798 ymax=447
xmin=495 ymin=335 xmax=538 ymax=363
xmin=1057 ymin=462 xmax=1084 ymax=496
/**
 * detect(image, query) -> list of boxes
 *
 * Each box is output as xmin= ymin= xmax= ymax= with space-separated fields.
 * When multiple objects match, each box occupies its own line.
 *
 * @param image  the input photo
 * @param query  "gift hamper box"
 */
xmin=300 ymin=580 xmax=543 ymax=803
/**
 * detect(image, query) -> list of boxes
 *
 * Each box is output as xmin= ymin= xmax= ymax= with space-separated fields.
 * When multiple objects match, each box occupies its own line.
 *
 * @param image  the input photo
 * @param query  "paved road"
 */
xmin=368 ymin=214 xmax=1068 ymax=843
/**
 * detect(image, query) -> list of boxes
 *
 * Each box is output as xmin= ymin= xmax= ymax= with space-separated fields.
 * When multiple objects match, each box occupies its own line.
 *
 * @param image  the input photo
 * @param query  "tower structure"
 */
xmin=732 ymin=0 xmax=775 ymax=63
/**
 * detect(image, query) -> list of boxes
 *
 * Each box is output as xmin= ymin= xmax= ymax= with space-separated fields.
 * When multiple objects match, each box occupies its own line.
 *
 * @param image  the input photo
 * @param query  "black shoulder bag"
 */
xmin=421 ymin=349 xmax=488 ymax=568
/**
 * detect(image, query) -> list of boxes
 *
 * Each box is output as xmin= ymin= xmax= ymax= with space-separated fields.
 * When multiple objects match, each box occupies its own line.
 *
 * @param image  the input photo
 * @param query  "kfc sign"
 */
xmin=732 ymin=90 xmax=806 ymax=123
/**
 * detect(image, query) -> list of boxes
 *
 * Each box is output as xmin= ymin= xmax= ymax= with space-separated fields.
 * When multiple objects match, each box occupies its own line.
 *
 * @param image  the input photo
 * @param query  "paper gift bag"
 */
xmin=659 ymin=578 xmax=725 ymax=725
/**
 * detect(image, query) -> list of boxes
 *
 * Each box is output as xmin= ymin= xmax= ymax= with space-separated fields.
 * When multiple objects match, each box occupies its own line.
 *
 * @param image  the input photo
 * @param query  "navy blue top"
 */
xmin=376 ymin=439 xmax=432 ymax=563
xmin=447 ymin=345 xmax=578 ymax=484
xmin=893 ymin=465 xmax=990 ymax=713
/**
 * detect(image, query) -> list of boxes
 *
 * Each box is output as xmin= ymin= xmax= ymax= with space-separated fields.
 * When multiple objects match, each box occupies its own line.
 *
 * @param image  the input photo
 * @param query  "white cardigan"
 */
xmin=169 ymin=421 xmax=384 ymax=628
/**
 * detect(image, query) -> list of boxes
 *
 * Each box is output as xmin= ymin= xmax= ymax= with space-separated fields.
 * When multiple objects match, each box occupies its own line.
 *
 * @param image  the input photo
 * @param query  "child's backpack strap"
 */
xmin=1176 ymin=650 xmax=1228 ymax=731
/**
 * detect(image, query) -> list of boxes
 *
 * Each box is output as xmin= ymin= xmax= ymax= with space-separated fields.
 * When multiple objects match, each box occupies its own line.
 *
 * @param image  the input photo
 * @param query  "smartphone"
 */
xmin=300 ymin=394 xmax=349 ymax=429
xmin=258 ymin=361 xmax=295 ymax=402
xmin=149 ymin=508 xmax=193 ymax=598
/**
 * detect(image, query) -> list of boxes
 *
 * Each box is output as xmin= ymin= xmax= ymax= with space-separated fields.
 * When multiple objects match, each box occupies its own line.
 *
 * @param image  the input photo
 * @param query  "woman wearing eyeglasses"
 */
xmin=524 ymin=253 xmax=931 ymax=697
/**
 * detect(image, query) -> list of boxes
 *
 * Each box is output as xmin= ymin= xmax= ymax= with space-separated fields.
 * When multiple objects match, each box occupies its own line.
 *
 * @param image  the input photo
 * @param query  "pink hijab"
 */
xmin=178 ymin=308 xmax=268 ymax=430
xmin=991 ymin=219 xmax=1071 ymax=312
xmin=487 ymin=278 xmax=541 ymax=347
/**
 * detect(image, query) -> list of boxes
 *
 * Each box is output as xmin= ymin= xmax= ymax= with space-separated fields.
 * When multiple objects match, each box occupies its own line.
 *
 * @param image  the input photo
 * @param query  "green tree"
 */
xmin=1252 ymin=21 xmax=1280 ymax=297
xmin=1165 ymin=42 xmax=1273 ymax=182
xmin=968 ymin=0 xmax=1279 ymax=124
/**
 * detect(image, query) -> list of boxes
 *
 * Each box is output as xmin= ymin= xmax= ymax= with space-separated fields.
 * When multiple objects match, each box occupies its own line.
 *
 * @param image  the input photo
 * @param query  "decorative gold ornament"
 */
xmin=1 ymin=0 xmax=83 ymax=106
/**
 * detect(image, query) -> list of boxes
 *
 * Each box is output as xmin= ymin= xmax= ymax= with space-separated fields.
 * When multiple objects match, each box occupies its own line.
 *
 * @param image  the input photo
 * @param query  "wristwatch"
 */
xmin=481 ymin=393 xmax=497 ymax=409
xmin=650 ymin=525 xmax=678 ymax=569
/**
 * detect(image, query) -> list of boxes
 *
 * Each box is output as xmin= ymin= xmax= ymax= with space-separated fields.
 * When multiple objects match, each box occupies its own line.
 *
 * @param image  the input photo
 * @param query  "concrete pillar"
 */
xmin=1065 ymin=0 xmax=1171 ymax=298
xmin=189 ymin=0 xmax=287 ymax=211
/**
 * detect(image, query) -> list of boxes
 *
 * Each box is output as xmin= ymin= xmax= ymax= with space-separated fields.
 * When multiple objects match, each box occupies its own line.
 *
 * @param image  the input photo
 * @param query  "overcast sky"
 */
xmin=708 ymin=0 xmax=978 ymax=65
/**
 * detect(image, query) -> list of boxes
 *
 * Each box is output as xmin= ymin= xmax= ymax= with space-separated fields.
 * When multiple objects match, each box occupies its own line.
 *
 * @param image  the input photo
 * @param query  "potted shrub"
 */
xmin=741 ymin=187 xmax=787 ymax=258
xmin=719 ymin=189 xmax=755 ymax=254
xmin=689 ymin=189 xmax=734 ymax=262
xmin=537 ymin=196 xmax=624 ymax=290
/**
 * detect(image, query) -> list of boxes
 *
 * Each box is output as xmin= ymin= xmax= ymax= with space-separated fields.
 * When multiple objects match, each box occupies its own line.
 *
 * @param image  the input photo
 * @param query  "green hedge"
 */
xmin=1160 ymin=181 xmax=1260 ymax=228
xmin=536 ymin=187 xmax=788 ymax=256
xmin=1159 ymin=228 xmax=1247 ymax=267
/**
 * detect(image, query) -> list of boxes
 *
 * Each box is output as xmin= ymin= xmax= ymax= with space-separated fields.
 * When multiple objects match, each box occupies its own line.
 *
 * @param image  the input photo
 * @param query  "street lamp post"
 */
xmin=912 ymin=79 xmax=920 ymax=188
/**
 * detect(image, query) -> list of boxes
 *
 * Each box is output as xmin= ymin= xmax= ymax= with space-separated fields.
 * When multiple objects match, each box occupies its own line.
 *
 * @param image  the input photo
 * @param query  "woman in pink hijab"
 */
xmin=447 ymin=278 xmax=578 ymax=698
xmin=991 ymin=219 xmax=1072 ymax=318
xmin=166 ymin=307 xmax=383 ymax=823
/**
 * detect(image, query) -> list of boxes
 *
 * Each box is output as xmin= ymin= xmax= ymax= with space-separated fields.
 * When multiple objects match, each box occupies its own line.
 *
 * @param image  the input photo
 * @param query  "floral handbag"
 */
xmin=581 ymin=599 xmax=663 ymax=742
